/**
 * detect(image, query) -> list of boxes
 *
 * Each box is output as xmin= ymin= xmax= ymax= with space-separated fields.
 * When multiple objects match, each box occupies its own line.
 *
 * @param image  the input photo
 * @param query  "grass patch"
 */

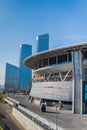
xmin=0 ymin=94 xmax=6 ymax=101
xmin=0 ymin=126 xmax=3 ymax=130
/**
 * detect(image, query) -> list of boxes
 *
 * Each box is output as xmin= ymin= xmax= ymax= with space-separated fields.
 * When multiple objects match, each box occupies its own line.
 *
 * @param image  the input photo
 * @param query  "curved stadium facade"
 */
xmin=24 ymin=42 xmax=87 ymax=114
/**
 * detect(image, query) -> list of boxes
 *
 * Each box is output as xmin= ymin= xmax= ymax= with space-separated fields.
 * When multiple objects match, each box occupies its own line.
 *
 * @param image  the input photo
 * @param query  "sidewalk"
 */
xmin=10 ymin=95 xmax=87 ymax=130
xmin=47 ymin=106 xmax=87 ymax=130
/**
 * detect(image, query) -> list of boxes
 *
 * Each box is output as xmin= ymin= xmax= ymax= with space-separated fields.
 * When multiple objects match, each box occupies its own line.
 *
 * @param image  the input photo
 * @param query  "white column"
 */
xmin=72 ymin=51 xmax=84 ymax=114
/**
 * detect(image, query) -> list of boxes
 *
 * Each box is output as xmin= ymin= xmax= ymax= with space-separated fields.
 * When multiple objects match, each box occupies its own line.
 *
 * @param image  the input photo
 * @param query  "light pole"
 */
xmin=56 ymin=105 xmax=58 ymax=130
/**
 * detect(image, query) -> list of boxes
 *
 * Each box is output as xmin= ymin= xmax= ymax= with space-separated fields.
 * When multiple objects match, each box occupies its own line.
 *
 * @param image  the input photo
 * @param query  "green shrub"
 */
xmin=0 ymin=94 xmax=6 ymax=101
xmin=0 ymin=126 xmax=3 ymax=130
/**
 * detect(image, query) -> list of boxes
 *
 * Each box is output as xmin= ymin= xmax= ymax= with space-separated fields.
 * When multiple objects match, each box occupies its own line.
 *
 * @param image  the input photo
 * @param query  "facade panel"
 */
xmin=19 ymin=44 xmax=32 ymax=91
xmin=36 ymin=34 xmax=49 ymax=53
xmin=4 ymin=63 xmax=19 ymax=92
xmin=30 ymin=81 xmax=72 ymax=101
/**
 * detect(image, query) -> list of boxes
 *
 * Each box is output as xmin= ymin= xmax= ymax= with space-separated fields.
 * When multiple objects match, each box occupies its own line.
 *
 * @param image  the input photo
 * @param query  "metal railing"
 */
xmin=17 ymin=105 xmax=55 ymax=130
xmin=6 ymin=96 xmax=64 ymax=130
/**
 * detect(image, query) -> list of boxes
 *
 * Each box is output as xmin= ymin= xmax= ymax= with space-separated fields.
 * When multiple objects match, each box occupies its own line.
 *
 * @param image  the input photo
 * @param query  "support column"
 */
xmin=72 ymin=51 xmax=84 ymax=114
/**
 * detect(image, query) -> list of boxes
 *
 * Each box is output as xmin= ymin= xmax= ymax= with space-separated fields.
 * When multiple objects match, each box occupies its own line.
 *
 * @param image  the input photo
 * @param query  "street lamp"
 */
xmin=56 ymin=105 xmax=59 ymax=130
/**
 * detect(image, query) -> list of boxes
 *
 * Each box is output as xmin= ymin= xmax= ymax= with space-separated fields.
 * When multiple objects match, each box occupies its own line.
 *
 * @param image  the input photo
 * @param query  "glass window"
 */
xmin=49 ymin=56 xmax=56 ymax=65
xmin=85 ymin=85 xmax=87 ymax=91
xmin=68 ymin=53 xmax=72 ymax=61
xmin=82 ymin=51 xmax=87 ymax=59
xmin=58 ymin=54 xmax=67 ymax=64
xmin=85 ymin=93 xmax=87 ymax=100
xmin=38 ymin=60 xmax=42 ymax=68
xmin=43 ymin=58 xmax=48 ymax=67
xmin=36 ymin=63 xmax=38 ymax=69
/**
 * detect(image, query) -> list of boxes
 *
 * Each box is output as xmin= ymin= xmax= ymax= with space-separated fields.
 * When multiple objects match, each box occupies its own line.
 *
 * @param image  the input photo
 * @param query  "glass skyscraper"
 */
xmin=4 ymin=63 xmax=19 ymax=92
xmin=36 ymin=34 xmax=49 ymax=53
xmin=19 ymin=44 xmax=32 ymax=91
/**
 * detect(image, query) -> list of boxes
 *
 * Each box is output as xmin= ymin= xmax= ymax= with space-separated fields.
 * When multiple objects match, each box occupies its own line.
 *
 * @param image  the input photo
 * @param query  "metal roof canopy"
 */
xmin=24 ymin=42 xmax=87 ymax=69
xmin=33 ymin=63 xmax=72 ymax=74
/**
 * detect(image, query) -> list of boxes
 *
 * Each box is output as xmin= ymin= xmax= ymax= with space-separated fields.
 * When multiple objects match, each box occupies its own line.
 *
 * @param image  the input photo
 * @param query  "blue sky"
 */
xmin=0 ymin=0 xmax=87 ymax=85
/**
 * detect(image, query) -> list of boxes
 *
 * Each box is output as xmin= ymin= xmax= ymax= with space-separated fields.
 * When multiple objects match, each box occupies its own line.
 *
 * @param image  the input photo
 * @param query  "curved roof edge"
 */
xmin=24 ymin=42 xmax=87 ymax=69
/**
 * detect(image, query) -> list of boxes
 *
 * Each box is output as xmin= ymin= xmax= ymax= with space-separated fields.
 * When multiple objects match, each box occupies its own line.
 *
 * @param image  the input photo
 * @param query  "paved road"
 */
xmin=0 ymin=102 xmax=24 ymax=130
xmin=12 ymin=95 xmax=87 ymax=130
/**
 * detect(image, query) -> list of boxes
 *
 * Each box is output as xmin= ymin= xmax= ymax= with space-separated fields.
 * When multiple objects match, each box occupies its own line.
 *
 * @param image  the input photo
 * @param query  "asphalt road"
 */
xmin=0 ymin=102 xmax=23 ymax=130
xmin=12 ymin=95 xmax=87 ymax=130
xmin=12 ymin=95 xmax=74 ymax=129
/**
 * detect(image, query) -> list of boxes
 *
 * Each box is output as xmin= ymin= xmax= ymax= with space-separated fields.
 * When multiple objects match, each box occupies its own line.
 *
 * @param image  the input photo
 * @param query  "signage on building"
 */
xmin=83 ymin=81 xmax=87 ymax=103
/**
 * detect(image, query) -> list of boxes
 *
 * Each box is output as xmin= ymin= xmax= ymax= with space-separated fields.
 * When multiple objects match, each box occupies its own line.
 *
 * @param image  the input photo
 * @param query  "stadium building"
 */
xmin=24 ymin=42 xmax=87 ymax=114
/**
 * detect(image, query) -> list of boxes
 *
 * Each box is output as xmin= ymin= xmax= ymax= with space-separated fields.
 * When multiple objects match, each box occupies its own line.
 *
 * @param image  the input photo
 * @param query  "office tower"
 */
xmin=19 ymin=44 xmax=32 ymax=91
xmin=4 ymin=63 xmax=19 ymax=92
xmin=36 ymin=34 xmax=49 ymax=53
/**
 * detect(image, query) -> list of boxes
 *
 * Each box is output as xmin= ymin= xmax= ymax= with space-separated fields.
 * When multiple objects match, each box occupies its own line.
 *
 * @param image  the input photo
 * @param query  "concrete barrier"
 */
xmin=12 ymin=107 xmax=44 ymax=130
xmin=6 ymin=97 xmax=64 ymax=130
xmin=18 ymin=105 xmax=55 ymax=130
xmin=7 ymin=97 xmax=20 ymax=104
xmin=4 ymin=97 xmax=20 ymax=106
xmin=4 ymin=98 xmax=14 ymax=106
xmin=12 ymin=105 xmax=64 ymax=130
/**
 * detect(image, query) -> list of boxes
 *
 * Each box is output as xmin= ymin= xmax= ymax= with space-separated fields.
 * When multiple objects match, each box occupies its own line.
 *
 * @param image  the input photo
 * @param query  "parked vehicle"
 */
xmin=40 ymin=103 xmax=46 ymax=112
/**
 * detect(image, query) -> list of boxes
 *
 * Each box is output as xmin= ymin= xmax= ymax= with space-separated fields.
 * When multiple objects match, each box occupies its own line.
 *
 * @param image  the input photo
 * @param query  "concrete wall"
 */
xmin=12 ymin=107 xmax=44 ymax=130
xmin=31 ymin=81 xmax=72 ymax=101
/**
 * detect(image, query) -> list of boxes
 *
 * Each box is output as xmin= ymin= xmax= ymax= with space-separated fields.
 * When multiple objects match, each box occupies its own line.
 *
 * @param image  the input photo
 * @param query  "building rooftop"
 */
xmin=24 ymin=42 xmax=87 ymax=69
